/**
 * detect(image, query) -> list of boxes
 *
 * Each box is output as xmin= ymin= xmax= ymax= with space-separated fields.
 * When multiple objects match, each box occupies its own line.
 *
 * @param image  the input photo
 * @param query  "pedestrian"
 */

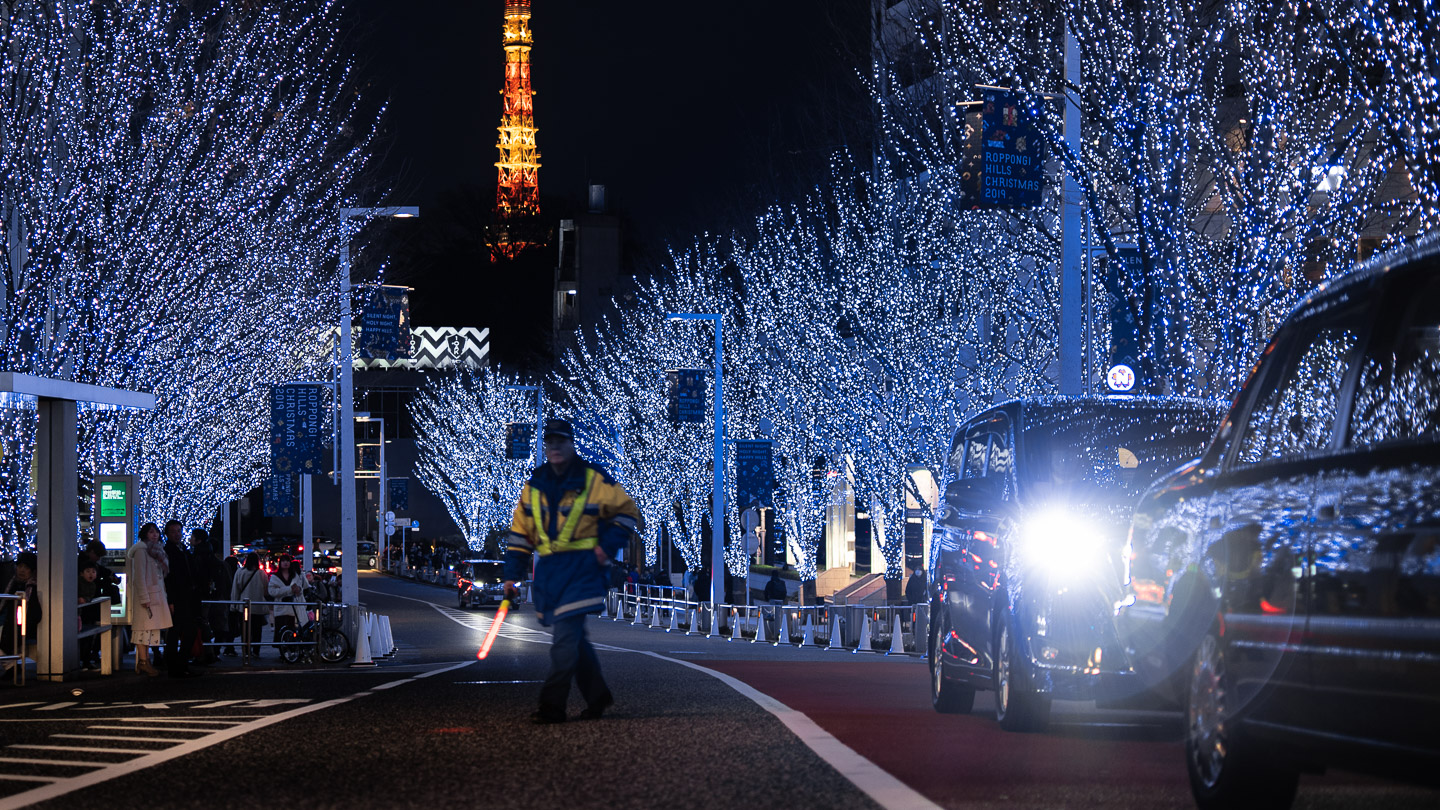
xmin=503 ymin=418 xmax=642 ymax=724
xmin=230 ymin=552 xmax=269 ymax=658
xmin=905 ymin=566 xmax=927 ymax=605
xmin=221 ymin=554 xmax=240 ymax=655
xmin=162 ymin=520 xmax=201 ymax=677
xmin=80 ymin=540 xmax=122 ymax=608
xmin=267 ymin=554 xmax=305 ymax=654
xmin=126 ymin=524 xmax=171 ymax=676
xmin=763 ymin=570 xmax=787 ymax=604
xmin=1 ymin=551 xmax=41 ymax=675
xmin=77 ymin=559 xmax=103 ymax=670
xmin=681 ymin=566 xmax=696 ymax=603
xmin=191 ymin=530 xmax=227 ymax=665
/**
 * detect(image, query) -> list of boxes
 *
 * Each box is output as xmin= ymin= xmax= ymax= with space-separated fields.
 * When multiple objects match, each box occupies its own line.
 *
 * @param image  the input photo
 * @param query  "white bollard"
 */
xmin=888 ymin=613 xmax=906 ymax=655
xmin=600 ymin=593 xmax=612 ymax=619
xmin=855 ymin=610 xmax=874 ymax=653
xmin=351 ymin=610 xmax=376 ymax=667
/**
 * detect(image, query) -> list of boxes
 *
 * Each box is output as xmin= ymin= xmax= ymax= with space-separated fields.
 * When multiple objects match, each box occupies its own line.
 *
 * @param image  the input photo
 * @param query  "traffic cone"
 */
xmin=826 ymin=610 xmax=844 ymax=650
xmin=350 ymin=612 xmax=376 ymax=667
xmin=650 ymin=604 xmax=664 ymax=629
xmin=600 ymin=594 xmax=611 ymax=619
xmin=799 ymin=615 xmax=815 ymax=647
xmin=888 ymin=613 xmax=906 ymax=655
xmin=684 ymin=607 xmax=701 ymax=636
xmin=379 ymin=615 xmax=395 ymax=657
xmin=668 ymin=605 xmax=682 ymax=633
xmin=775 ymin=609 xmax=789 ymax=646
xmin=753 ymin=609 xmax=769 ymax=644
xmin=855 ymin=610 xmax=874 ymax=653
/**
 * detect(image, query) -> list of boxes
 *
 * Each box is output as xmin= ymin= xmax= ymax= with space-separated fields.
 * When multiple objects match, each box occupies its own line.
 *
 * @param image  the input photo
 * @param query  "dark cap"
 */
xmin=542 ymin=418 xmax=575 ymax=440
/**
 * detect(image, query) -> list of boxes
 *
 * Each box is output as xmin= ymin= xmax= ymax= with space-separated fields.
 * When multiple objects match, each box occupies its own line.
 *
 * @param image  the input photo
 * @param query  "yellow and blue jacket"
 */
xmin=504 ymin=460 xmax=641 ymax=625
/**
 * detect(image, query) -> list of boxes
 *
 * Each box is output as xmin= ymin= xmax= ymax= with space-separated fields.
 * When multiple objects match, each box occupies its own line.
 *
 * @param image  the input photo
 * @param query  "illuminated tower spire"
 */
xmin=495 ymin=0 xmax=540 ymax=233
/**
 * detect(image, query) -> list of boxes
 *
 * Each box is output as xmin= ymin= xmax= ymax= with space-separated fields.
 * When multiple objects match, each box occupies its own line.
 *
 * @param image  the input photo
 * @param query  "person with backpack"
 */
xmin=230 ymin=552 xmax=269 ymax=658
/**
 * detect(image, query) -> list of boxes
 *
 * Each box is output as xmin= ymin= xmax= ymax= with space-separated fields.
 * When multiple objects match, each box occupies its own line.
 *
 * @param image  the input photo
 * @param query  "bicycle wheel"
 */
xmin=317 ymin=627 xmax=350 ymax=663
xmin=278 ymin=627 xmax=302 ymax=664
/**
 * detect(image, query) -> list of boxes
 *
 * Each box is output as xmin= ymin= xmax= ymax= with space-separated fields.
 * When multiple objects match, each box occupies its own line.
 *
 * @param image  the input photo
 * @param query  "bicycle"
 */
xmin=278 ymin=601 xmax=350 ymax=664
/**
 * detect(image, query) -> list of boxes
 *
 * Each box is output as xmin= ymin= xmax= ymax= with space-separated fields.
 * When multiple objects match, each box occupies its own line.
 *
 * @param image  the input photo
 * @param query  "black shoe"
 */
xmin=579 ymin=694 xmax=614 ymax=721
xmin=529 ymin=710 xmax=565 ymax=725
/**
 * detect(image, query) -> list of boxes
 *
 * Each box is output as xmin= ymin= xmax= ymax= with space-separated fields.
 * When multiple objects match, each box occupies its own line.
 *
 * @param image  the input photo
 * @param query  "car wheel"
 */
xmin=1186 ymin=629 xmax=1299 ymax=809
xmin=929 ymin=607 xmax=976 ymax=714
xmin=367 ymin=556 xmax=377 ymax=569
xmin=994 ymin=613 xmax=1051 ymax=732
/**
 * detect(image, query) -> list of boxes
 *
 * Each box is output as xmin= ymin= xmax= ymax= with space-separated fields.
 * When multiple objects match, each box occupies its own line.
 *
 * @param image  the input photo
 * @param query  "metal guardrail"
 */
xmin=602 ymin=588 xmax=929 ymax=656
xmin=200 ymin=598 xmax=353 ymax=666
xmin=0 ymin=592 xmax=25 ymax=685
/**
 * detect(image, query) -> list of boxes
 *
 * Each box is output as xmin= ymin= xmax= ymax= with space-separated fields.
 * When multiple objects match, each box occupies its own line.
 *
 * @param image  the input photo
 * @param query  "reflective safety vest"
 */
xmin=529 ymin=467 xmax=599 ymax=556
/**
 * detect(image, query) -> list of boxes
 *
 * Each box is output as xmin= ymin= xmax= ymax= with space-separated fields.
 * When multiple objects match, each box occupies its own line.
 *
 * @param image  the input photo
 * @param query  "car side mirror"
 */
xmin=944 ymin=477 xmax=1003 ymax=516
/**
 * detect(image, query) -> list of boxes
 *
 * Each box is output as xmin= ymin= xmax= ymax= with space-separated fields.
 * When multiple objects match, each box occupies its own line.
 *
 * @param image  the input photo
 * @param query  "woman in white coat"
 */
xmin=231 ymin=552 xmax=269 ymax=658
xmin=267 ymin=554 xmax=307 ymax=653
xmin=125 ymin=523 xmax=172 ymax=676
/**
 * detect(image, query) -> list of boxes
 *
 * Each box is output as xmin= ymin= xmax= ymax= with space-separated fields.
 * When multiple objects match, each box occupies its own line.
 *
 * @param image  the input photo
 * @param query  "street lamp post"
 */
xmin=667 ymin=313 xmax=725 ymax=614
xmin=337 ymin=206 xmax=417 ymax=611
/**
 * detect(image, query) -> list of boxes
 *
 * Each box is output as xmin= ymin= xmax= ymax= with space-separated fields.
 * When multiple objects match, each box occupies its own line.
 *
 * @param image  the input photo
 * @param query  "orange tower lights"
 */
xmin=494 ymin=0 xmax=539 ymax=257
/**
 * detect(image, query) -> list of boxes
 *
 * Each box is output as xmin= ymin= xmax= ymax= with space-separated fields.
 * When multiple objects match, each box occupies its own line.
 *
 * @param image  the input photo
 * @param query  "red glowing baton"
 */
xmin=477 ymin=598 xmax=511 ymax=660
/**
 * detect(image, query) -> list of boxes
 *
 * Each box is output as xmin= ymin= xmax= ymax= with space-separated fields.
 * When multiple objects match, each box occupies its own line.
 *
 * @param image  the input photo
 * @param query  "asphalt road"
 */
xmin=0 ymin=572 xmax=1435 ymax=810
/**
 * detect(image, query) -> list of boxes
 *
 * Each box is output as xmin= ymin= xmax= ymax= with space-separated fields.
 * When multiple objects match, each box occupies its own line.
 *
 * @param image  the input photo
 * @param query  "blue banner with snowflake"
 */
xmin=263 ymin=473 xmax=296 ymax=517
xmin=270 ymin=384 xmax=327 ymax=476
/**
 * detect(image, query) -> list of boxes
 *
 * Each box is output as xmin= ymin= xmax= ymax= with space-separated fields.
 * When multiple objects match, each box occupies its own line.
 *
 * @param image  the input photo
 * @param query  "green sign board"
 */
xmin=99 ymin=480 xmax=128 ymax=518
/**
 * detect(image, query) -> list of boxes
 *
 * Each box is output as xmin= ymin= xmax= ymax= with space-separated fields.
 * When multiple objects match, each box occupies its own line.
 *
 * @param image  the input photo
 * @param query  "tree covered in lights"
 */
xmin=410 ymin=369 xmax=532 ymax=551
xmin=0 ymin=0 xmax=375 ymax=553
xmin=873 ymin=0 xmax=1439 ymax=396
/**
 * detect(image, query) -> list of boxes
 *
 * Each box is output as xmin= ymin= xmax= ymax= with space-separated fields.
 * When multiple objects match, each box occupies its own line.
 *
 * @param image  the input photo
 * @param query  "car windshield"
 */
xmin=1021 ymin=400 xmax=1221 ymax=508
xmin=469 ymin=562 xmax=504 ymax=583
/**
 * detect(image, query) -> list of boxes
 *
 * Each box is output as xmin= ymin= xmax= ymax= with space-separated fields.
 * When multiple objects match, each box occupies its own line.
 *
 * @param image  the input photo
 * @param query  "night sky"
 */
xmin=344 ymin=1 xmax=870 ymax=365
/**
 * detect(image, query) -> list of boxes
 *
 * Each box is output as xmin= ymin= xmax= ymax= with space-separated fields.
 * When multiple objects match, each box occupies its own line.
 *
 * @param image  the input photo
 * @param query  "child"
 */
xmin=77 ymin=560 xmax=102 ymax=670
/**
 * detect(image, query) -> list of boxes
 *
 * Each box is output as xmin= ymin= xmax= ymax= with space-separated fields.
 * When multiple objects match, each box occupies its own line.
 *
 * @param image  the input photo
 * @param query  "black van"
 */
xmin=929 ymin=396 xmax=1223 ymax=730
xmin=1118 ymin=235 xmax=1440 ymax=807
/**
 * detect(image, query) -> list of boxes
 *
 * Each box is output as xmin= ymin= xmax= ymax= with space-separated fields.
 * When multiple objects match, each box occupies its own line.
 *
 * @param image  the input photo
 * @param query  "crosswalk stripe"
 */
xmin=50 ymin=735 xmax=190 ymax=744
xmin=6 ymin=746 xmax=152 ymax=754
xmin=0 ymin=777 xmax=55 ymax=784
xmin=0 ymin=759 xmax=107 ymax=768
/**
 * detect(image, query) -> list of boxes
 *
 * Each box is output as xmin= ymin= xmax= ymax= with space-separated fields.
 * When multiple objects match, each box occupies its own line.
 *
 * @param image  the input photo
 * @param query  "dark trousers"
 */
xmin=239 ymin=614 xmax=266 ymax=657
xmin=165 ymin=601 xmax=199 ymax=674
xmin=538 ymin=613 xmax=610 ymax=714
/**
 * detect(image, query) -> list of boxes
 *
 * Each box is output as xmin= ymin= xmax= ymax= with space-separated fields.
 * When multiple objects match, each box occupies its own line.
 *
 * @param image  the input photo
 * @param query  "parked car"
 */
xmin=457 ymin=559 xmax=507 ymax=609
xmin=929 ymin=395 xmax=1224 ymax=731
xmin=1118 ymin=238 xmax=1440 ymax=807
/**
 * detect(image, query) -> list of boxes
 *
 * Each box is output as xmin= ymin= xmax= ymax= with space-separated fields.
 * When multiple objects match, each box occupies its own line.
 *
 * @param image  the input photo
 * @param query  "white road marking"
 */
xmin=0 ymin=705 xmax=43 ymax=712
xmin=50 ymin=735 xmax=189 ymax=743
xmin=410 ymin=589 xmax=942 ymax=810
xmin=32 ymin=705 xmax=76 ymax=712
xmin=0 ymin=659 xmax=476 ymax=810
xmin=0 ymin=759 xmax=110 ymax=768
xmin=0 ymin=778 xmax=54 ymax=785
xmin=7 ymin=746 xmax=154 ymax=755
xmin=84 ymin=727 xmax=210 ymax=734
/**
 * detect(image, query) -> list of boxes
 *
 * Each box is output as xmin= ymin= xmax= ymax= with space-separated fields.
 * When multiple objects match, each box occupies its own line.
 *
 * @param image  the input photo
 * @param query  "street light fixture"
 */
xmin=337 ymin=206 xmax=417 ymax=610
xmin=667 ymin=313 xmax=726 ymax=618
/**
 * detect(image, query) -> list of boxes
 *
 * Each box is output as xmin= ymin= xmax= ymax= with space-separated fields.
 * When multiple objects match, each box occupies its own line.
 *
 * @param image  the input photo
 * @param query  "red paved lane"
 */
xmin=705 ymin=659 xmax=1195 ymax=809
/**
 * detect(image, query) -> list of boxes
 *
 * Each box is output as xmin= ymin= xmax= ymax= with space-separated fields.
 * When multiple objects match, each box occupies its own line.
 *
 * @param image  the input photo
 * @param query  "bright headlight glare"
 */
xmin=1019 ymin=509 xmax=1108 ymax=576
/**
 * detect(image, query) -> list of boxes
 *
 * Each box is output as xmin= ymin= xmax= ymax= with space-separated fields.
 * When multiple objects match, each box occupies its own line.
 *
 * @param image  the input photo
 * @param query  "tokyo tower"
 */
xmin=493 ymin=0 xmax=540 ymax=258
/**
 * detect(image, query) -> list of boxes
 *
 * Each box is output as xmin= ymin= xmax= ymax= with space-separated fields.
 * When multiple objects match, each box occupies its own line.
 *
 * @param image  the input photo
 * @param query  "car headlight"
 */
xmin=1018 ymin=508 xmax=1109 ymax=578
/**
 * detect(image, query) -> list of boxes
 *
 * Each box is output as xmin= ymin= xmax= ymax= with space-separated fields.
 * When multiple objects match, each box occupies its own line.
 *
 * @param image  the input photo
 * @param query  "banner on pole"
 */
xmin=388 ymin=477 xmax=409 ymax=511
xmin=263 ymin=473 xmax=296 ymax=517
xmin=963 ymin=89 xmax=1043 ymax=209
xmin=270 ymin=384 xmax=327 ymax=475
xmin=505 ymin=422 xmax=534 ymax=460
xmin=734 ymin=440 xmax=774 ymax=510
xmin=357 ymin=285 xmax=412 ymax=361
xmin=666 ymin=369 xmax=706 ymax=423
